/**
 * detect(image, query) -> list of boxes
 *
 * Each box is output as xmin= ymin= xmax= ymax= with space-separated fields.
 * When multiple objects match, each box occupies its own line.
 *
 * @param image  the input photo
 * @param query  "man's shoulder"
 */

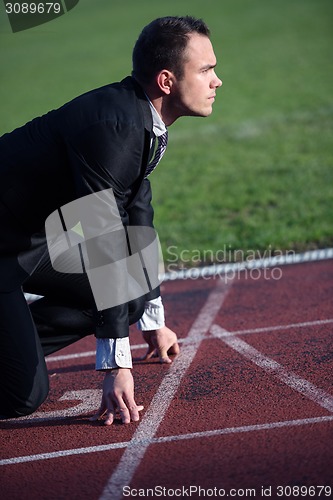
xmin=58 ymin=76 xmax=148 ymax=126
xmin=71 ymin=77 xmax=142 ymax=109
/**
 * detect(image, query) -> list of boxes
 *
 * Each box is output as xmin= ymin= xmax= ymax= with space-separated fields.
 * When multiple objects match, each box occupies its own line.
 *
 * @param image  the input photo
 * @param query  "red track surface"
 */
xmin=1 ymin=260 xmax=333 ymax=500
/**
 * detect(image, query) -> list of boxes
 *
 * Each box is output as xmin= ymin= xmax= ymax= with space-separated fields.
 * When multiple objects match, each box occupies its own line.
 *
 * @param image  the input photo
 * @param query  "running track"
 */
xmin=1 ymin=258 xmax=332 ymax=499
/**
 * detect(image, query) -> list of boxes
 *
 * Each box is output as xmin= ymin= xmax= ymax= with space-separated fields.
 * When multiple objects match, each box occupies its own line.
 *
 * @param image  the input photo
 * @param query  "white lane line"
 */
xmin=217 ymin=319 xmax=333 ymax=338
xmin=0 ymin=442 xmax=128 ymax=466
xmin=45 ymin=319 xmax=333 ymax=363
xmin=2 ymin=415 xmax=332 ymax=466
xmin=2 ymin=390 xmax=102 ymax=424
xmin=211 ymin=325 xmax=333 ymax=413
xmin=155 ymin=415 xmax=333 ymax=443
xmin=99 ymin=277 xmax=234 ymax=500
xmin=46 ymin=350 xmax=96 ymax=362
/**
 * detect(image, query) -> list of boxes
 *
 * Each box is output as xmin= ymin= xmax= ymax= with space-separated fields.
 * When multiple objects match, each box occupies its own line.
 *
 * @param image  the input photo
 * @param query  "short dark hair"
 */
xmin=132 ymin=16 xmax=210 ymax=84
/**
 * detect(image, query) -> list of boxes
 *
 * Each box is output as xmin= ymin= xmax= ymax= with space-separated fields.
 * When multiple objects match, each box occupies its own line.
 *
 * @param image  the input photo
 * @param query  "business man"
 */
xmin=0 ymin=16 xmax=222 ymax=424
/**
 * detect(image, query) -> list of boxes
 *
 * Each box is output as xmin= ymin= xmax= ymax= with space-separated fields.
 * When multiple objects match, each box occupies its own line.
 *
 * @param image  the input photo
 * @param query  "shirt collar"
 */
xmin=146 ymin=96 xmax=167 ymax=137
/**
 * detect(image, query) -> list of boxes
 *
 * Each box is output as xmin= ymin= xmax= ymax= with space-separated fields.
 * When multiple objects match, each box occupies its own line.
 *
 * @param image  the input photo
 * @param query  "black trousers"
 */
xmin=0 ymin=248 xmax=145 ymax=419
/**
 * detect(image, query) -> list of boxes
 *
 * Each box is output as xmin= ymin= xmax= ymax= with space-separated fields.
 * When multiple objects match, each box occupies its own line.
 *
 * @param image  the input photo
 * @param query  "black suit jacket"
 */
xmin=0 ymin=76 xmax=159 ymax=338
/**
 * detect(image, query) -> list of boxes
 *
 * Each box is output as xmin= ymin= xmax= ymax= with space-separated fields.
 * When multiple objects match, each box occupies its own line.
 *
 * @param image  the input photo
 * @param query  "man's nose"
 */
xmin=215 ymin=73 xmax=223 ymax=88
xmin=212 ymin=72 xmax=222 ymax=88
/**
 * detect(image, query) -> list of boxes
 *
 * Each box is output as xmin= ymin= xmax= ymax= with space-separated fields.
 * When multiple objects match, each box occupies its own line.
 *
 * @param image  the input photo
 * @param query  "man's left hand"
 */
xmin=90 ymin=368 xmax=144 ymax=425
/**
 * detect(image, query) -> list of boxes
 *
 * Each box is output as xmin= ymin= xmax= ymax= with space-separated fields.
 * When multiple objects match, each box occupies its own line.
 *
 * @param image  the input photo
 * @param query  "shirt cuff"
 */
xmin=95 ymin=337 xmax=132 ymax=371
xmin=137 ymin=296 xmax=165 ymax=331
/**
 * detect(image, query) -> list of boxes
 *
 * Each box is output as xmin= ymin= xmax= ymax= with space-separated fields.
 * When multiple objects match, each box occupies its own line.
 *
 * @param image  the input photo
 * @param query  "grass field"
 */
xmin=1 ymin=0 xmax=332 ymax=266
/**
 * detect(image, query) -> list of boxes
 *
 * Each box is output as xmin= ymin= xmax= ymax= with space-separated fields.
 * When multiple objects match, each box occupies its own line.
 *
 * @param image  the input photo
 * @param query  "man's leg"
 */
xmin=24 ymin=245 xmax=96 ymax=356
xmin=29 ymin=297 xmax=94 ymax=356
xmin=0 ymin=288 xmax=49 ymax=418
xmin=24 ymin=246 xmax=145 ymax=356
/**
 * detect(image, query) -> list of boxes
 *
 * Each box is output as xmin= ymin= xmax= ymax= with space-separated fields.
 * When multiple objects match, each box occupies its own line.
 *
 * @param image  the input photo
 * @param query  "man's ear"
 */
xmin=156 ymin=70 xmax=174 ymax=95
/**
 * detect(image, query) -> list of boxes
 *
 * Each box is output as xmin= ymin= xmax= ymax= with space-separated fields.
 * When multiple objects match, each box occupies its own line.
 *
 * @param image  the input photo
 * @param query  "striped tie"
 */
xmin=145 ymin=130 xmax=168 ymax=178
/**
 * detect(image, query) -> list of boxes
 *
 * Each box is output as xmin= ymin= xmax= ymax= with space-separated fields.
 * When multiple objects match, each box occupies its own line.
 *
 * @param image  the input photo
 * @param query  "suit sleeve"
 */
xmin=127 ymin=178 xmax=160 ymax=301
xmin=64 ymin=120 xmax=147 ymax=339
xmin=127 ymin=178 xmax=153 ymax=226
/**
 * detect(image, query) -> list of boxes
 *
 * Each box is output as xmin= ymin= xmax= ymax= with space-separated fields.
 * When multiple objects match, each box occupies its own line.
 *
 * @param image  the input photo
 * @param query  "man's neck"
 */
xmin=140 ymin=83 xmax=178 ymax=127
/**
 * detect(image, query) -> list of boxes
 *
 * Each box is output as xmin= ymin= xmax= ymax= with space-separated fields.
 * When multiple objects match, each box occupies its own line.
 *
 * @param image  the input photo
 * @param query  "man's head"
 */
xmin=132 ymin=16 xmax=210 ymax=84
xmin=132 ymin=16 xmax=222 ymax=125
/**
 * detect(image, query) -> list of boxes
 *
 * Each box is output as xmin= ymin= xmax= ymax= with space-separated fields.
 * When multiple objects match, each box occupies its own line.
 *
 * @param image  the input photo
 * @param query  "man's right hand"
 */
xmin=138 ymin=325 xmax=180 ymax=364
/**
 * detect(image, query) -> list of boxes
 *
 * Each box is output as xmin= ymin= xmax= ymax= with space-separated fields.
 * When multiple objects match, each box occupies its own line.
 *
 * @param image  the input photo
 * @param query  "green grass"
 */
xmin=1 ymin=0 xmax=332 ymax=267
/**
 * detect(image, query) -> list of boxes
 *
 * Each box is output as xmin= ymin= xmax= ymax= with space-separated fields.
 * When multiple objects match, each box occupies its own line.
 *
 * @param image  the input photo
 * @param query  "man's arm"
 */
xmin=64 ymin=121 xmax=149 ymax=424
xmin=65 ymin=119 xmax=146 ymax=339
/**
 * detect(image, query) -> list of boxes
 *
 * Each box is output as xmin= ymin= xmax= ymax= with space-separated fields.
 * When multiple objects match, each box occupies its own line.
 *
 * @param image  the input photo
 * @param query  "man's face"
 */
xmin=170 ymin=33 xmax=222 ymax=121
